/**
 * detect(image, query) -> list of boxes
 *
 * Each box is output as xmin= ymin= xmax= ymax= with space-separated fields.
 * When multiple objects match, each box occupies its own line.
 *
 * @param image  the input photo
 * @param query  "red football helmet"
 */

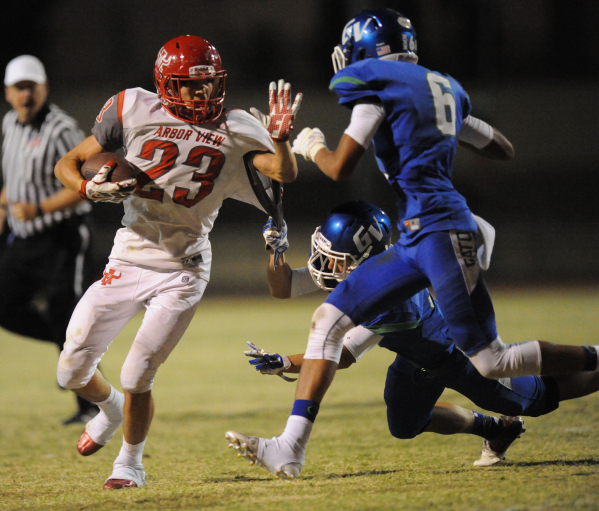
xmin=154 ymin=35 xmax=227 ymax=124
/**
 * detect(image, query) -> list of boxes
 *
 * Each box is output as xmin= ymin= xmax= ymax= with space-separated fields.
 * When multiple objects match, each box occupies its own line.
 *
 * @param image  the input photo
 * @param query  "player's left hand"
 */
xmin=263 ymin=217 xmax=288 ymax=271
xmin=9 ymin=202 xmax=38 ymax=222
xmin=291 ymin=127 xmax=328 ymax=162
xmin=82 ymin=162 xmax=137 ymax=203
xmin=250 ymin=80 xmax=302 ymax=142
xmin=244 ymin=342 xmax=297 ymax=382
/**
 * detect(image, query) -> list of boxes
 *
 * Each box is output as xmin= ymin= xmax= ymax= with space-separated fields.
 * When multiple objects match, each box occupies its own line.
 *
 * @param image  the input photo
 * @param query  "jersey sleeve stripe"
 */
xmin=329 ymin=76 xmax=368 ymax=90
xmin=117 ymin=90 xmax=126 ymax=125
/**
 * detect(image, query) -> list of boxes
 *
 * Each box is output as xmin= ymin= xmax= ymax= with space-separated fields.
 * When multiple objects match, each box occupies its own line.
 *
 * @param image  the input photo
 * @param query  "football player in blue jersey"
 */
xmin=226 ymin=202 xmax=599 ymax=471
xmin=225 ymin=9 xmax=599 ymax=479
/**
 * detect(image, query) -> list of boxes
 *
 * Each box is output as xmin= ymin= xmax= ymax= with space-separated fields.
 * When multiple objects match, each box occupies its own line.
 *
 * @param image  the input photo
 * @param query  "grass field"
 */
xmin=1 ymin=288 xmax=598 ymax=510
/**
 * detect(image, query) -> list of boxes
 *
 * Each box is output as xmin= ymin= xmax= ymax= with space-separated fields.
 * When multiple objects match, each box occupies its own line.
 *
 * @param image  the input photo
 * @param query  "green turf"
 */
xmin=1 ymin=288 xmax=598 ymax=510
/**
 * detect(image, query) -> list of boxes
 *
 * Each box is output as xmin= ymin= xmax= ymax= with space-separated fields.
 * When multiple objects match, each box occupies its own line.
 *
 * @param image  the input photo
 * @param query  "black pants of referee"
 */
xmin=0 ymin=216 xmax=97 ymax=422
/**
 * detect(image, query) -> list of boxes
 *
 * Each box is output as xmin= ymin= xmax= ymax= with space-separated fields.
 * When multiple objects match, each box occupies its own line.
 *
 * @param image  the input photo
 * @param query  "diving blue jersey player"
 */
xmin=225 ymin=8 xmax=599 ymax=480
xmin=227 ymin=202 xmax=599 ymax=471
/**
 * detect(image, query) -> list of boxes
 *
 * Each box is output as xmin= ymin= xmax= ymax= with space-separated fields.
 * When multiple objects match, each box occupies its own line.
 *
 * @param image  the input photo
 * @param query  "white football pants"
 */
xmin=57 ymin=259 xmax=209 ymax=393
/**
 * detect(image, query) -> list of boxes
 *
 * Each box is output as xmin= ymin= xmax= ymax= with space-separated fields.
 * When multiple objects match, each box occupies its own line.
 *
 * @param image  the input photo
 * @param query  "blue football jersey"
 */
xmin=330 ymin=59 xmax=477 ymax=243
xmin=363 ymin=289 xmax=454 ymax=368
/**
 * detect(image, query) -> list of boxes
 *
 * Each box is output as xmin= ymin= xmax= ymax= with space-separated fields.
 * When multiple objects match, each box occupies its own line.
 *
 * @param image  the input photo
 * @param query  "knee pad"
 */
xmin=304 ymin=303 xmax=355 ymax=362
xmin=120 ymin=341 xmax=168 ymax=394
xmin=469 ymin=338 xmax=542 ymax=378
xmin=388 ymin=424 xmax=420 ymax=440
xmin=57 ymin=348 xmax=98 ymax=389
xmin=386 ymin=412 xmax=422 ymax=440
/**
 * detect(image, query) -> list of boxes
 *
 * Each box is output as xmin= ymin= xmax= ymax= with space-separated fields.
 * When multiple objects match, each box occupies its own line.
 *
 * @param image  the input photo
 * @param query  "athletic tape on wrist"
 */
xmin=79 ymin=180 xmax=90 ymax=200
xmin=308 ymin=143 xmax=327 ymax=162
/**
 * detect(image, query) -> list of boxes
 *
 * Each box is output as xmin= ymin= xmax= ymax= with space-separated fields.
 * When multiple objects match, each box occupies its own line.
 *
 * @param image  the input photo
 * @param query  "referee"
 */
xmin=0 ymin=55 xmax=98 ymax=425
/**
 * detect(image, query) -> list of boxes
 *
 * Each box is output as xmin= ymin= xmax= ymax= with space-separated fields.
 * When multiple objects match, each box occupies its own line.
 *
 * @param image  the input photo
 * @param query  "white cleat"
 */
xmin=473 ymin=416 xmax=525 ymax=467
xmin=225 ymin=431 xmax=303 ymax=481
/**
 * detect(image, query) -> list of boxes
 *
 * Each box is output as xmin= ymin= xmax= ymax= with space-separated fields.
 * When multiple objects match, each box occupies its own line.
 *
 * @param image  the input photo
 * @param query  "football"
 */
xmin=81 ymin=152 xmax=136 ymax=183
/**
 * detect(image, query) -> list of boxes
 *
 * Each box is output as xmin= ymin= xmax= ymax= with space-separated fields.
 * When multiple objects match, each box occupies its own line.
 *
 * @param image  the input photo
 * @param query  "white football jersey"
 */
xmin=92 ymin=88 xmax=274 ymax=270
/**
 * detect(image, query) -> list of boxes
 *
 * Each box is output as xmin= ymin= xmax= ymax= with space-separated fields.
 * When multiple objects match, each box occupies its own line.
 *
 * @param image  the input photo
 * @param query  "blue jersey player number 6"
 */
xmin=427 ymin=73 xmax=457 ymax=136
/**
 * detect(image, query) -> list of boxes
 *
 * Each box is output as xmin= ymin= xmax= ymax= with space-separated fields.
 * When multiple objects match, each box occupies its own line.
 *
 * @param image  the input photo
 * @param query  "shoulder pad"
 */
xmin=222 ymin=110 xmax=275 ymax=153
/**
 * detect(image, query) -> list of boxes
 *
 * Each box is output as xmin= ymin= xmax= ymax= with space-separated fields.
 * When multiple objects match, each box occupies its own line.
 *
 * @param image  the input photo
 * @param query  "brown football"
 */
xmin=81 ymin=152 xmax=136 ymax=183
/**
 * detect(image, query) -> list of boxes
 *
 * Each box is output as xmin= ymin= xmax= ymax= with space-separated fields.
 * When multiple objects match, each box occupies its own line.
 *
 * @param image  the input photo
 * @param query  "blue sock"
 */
xmin=472 ymin=412 xmax=502 ymax=440
xmin=291 ymin=399 xmax=320 ymax=423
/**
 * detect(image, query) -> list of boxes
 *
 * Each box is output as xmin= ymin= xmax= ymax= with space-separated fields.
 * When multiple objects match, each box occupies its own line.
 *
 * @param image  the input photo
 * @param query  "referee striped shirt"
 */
xmin=1 ymin=103 xmax=91 ymax=238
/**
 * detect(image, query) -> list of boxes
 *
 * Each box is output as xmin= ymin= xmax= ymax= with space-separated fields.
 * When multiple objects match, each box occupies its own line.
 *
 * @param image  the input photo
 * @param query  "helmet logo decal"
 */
xmin=156 ymin=48 xmax=174 ymax=74
xmin=342 ymin=17 xmax=373 ymax=44
xmin=397 ymin=17 xmax=412 ymax=29
xmin=189 ymin=65 xmax=215 ymax=75
xmin=353 ymin=216 xmax=385 ymax=252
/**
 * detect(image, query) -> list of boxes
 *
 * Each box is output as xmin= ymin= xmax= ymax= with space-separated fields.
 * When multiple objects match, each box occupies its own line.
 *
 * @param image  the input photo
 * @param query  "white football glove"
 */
xmin=80 ymin=162 xmax=137 ymax=203
xmin=250 ymin=80 xmax=302 ymax=142
xmin=244 ymin=342 xmax=296 ymax=382
xmin=291 ymin=127 xmax=328 ymax=162
xmin=263 ymin=217 xmax=288 ymax=271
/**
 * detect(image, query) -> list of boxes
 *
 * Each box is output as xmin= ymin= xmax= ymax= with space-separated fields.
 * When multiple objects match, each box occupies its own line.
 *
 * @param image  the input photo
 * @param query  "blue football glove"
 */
xmin=263 ymin=217 xmax=288 ymax=271
xmin=244 ymin=342 xmax=297 ymax=382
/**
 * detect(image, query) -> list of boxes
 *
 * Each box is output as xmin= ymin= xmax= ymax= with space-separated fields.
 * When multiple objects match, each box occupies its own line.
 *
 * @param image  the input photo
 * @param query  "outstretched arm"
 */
xmin=253 ymin=142 xmax=298 ymax=183
xmin=284 ymin=347 xmax=357 ymax=373
xmin=250 ymin=80 xmax=302 ymax=183
xmin=292 ymin=100 xmax=383 ymax=181
xmin=246 ymin=343 xmax=357 ymax=376
xmin=311 ymin=134 xmax=365 ymax=181
xmin=458 ymin=116 xmax=515 ymax=160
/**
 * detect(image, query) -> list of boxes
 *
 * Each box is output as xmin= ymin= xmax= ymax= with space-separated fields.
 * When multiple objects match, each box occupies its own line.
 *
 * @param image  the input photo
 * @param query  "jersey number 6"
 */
xmin=426 ymin=73 xmax=457 ymax=137
xmin=135 ymin=139 xmax=225 ymax=207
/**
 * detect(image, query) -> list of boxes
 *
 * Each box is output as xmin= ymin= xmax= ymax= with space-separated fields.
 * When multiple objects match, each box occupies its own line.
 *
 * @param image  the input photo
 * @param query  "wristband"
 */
xmin=79 ymin=180 xmax=89 ymax=200
xmin=308 ymin=143 xmax=327 ymax=162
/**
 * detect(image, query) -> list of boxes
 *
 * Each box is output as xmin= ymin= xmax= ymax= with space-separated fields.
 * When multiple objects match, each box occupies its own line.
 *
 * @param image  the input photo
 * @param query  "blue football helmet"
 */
xmin=332 ymin=8 xmax=418 ymax=74
xmin=309 ymin=201 xmax=392 ymax=291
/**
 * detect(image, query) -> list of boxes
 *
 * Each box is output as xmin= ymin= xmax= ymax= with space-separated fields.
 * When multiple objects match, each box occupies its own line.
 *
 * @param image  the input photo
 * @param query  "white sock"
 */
xmin=86 ymin=386 xmax=124 ymax=445
xmin=115 ymin=437 xmax=146 ymax=467
xmin=279 ymin=415 xmax=313 ymax=454
xmin=96 ymin=386 xmax=124 ymax=420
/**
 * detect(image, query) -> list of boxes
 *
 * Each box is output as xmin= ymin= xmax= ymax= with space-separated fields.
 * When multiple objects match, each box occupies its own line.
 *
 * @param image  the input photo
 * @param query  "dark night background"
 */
xmin=1 ymin=0 xmax=598 ymax=293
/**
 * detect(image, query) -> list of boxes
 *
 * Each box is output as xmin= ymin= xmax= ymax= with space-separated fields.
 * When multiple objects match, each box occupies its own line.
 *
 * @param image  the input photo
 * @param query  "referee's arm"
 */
xmin=0 ymin=187 xmax=7 ymax=234
xmin=55 ymin=135 xmax=104 ymax=192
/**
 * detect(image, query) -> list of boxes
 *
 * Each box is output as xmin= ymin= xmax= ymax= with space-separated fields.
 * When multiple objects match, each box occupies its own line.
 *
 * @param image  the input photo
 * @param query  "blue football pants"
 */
xmin=328 ymin=231 xmax=498 ymax=356
xmin=384 ymin=350 xmax=559 ymax=439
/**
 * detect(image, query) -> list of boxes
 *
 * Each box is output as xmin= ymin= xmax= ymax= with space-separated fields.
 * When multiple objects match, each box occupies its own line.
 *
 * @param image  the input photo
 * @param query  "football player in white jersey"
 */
xmin=54 ymin=35 xmax=302 ymax=489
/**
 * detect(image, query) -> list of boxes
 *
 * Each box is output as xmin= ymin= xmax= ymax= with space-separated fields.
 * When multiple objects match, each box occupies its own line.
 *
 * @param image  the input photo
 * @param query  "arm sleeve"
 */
xmin=343 ymin=325 xmax=383 ymax=361
xmin=91 ymin=92 xmax=125 ymax=152
xmin=290 ymin=267 xmax=320 ymax=298
xmin=459 ymin=115 xmax=494 ymax=149
xmin=343 ymin=101 xmax=385 ymax=149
